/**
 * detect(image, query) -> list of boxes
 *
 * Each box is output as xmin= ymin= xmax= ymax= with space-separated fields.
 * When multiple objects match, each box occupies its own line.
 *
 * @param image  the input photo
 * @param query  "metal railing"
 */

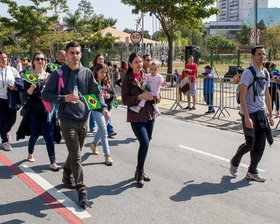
xmin=160 ymin=73 xmax=280 ymax=129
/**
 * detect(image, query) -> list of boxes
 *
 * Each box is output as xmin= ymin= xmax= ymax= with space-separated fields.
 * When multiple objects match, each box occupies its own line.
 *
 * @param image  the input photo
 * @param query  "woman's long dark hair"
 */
xmin=127 ymin=52 xmax=142 ymax=75
xmin=93 ymin=63 xmax=111 ymax=89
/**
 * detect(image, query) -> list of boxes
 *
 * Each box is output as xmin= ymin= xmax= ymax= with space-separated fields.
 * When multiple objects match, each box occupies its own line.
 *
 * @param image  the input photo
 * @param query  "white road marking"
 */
xmin=19 ymin=165 xmax=91 ymax=219
xmin=178 ymin=145 xmax=265 ymax=172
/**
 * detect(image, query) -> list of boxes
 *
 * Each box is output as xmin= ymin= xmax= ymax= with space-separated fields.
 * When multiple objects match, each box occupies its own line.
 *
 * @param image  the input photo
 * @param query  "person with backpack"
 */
xmin=229 ymin=46 xmax=274 ymax=182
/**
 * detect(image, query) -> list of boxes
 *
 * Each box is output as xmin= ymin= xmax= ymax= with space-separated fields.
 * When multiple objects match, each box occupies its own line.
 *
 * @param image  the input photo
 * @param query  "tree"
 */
xmin=78 ymin=0 xmax=94 ymax=20
xmin=260 ymin=25 xmax=280 ymax=60
xmin=235 ymin=24 xmax=251 ymax=46
xmin=257 ymin=19 xmax=266 ymax=31
xmin=207 ymin=35 xmax=237 ymax=53
xmin=0 ymin=0 xmax=57 ymax=55
xmin=121 ymin=0 xmax=219 ymax=73
xmin=50 ymin=0 xmax=69 ymax=17
xmin=101 ymin=17 xmax=117 ymax=29
xmin=63 ymin=10 xmax=83 ymax=32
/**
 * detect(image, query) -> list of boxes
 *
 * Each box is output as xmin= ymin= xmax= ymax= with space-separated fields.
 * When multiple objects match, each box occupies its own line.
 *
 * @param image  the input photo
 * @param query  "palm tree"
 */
xmin=63 ymin=10 xmax=83 ymax=32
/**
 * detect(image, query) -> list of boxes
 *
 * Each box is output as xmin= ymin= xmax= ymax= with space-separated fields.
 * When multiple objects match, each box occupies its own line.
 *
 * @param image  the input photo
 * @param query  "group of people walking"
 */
xmin=0 ymin=44 xmax=275 ymax=209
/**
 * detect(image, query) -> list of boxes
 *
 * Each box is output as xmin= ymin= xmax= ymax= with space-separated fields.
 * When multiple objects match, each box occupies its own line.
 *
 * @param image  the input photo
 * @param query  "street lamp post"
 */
xmin=254 ymin=0 xmax=258 ymax=46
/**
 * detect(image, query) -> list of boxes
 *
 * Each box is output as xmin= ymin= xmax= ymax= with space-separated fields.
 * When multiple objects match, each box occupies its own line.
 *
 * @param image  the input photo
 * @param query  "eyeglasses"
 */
xmin=35 ymin=58 xmax=45 ymax=61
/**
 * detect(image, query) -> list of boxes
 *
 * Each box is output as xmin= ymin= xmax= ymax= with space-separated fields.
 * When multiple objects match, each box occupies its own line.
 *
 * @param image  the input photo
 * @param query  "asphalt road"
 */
xmin=1 ymin=106 xmax=280 ymax=224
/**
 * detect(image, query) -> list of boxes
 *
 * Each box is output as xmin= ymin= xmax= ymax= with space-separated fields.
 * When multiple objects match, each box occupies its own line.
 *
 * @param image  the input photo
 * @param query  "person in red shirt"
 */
xmin=183 ymin=55 xmax=197 ymax=110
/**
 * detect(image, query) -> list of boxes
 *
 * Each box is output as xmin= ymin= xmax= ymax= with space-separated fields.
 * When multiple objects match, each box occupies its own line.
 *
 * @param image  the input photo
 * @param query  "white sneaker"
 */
xmin=245 ymin=172 xmax=266 ymax=182
xmin=229 ymin=161 xmax=238 ymax=177
xmin=2 ymin=142 xmax=12 ymax=151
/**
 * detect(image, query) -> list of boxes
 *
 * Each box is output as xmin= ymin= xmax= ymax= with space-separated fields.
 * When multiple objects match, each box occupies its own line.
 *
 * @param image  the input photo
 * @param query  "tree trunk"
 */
xmin=167 ymin=35 xmax=173 ymax=74
xmin=30 ymin=39 xmax=36 ymax=58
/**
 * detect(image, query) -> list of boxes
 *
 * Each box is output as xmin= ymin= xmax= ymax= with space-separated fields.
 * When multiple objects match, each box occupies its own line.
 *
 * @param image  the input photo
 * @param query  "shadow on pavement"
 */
xmin=170 ymin=175 xmax=251 ymax=202
xmin=87 ymin=178 xmax=136 ymax=200
xmin=84 ymin=137 xmax=137 ymax=148
xmin=1 ymin=219 xmax=25 ymax=224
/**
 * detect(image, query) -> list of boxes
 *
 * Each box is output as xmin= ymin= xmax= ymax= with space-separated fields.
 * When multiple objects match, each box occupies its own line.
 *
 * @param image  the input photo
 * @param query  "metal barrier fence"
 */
xmin=160 ymin=73 xmax=280 ymax=129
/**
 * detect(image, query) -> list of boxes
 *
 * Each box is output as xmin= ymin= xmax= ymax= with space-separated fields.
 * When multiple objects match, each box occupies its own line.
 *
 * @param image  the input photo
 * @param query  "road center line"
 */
xmin=178 ymin=145 xmax=265 ymax=172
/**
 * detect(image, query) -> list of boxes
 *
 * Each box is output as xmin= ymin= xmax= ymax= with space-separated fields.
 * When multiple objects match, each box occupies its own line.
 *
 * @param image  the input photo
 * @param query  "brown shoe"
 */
xmin=135 ymin=168 xmax=151 ymax=181
xmin=90 ymin=143 xmax=99 ymax=155
xmin=105 ymin=154 xmax=113 ymax=165
xmin=135 ymin=169 xmax=144 ymax=187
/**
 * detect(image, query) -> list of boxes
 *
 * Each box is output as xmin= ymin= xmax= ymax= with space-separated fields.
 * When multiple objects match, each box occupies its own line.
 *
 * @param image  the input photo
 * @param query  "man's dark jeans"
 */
xmin=231 ymin=110 xmax=267 ymax=174
xmin=60 ymin=119 xmax=88 ymax=193
xmin=131 ymin=120 xmax=155 ymax=170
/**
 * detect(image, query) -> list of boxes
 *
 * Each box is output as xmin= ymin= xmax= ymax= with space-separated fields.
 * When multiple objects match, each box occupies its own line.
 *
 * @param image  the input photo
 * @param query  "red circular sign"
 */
xmin=130 ymin=31 xmax=142 ymax=44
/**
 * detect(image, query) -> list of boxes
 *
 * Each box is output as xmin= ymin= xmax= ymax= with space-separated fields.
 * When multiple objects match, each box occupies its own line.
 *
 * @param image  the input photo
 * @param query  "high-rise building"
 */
xmin=217 ymin=0 xmax=268 ymax=22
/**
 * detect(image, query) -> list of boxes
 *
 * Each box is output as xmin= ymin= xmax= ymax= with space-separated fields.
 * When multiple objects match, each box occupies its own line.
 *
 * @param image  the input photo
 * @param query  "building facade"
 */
xmin=248 ymin=8 xmax=280 ymax=27
xmin=218 ymin=0 xmax=268 ymax=22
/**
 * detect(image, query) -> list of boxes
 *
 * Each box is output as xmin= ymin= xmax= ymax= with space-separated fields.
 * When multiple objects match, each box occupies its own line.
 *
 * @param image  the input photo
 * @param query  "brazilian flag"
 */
xmin=83 ymin=94 xmax=101 ymax=110
xmin=49 ymin=63 xmax=59 ymax=72
xmin=113 ymin=99 xmax=119 ymax=109
xmin=24 ymin=71 xmax=39 ymax=83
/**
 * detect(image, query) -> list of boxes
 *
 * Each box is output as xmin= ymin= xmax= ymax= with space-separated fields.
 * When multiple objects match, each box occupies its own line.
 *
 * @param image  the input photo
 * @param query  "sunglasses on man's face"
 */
xmin=35 ymin=58 xmax=45 ymax=61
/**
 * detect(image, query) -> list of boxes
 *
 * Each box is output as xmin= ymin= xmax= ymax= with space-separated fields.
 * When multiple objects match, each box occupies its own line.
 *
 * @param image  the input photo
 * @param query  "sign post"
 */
xmin=250 ymin=29 xmax=259 ymax=44
xmin=130 ymin=31 xmax=142 ymax=54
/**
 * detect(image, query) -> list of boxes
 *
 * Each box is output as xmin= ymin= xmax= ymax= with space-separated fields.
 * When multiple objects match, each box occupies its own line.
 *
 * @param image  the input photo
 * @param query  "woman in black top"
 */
xmin=17 ymin=51 xmax=60 ymax=171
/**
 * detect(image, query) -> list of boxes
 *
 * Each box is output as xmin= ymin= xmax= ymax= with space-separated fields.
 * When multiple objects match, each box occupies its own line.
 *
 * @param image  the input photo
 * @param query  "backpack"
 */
xmin=236 ymin=66 xmax=269 ymax=104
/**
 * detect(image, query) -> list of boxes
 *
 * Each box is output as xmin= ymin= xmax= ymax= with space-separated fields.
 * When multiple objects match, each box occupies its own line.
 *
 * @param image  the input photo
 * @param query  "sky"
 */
xmin=1 ymin=0 xmax=280 ymax=36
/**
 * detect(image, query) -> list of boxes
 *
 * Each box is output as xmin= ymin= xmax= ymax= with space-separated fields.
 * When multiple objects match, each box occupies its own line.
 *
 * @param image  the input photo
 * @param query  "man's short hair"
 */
xmin=143 ymin=53 xmax=151 ymax=60
xmin=205 ymin=65 xmax=212 ymax=70
xmin=65 ymin=41 xmax=81 ymax=52
xmin=251 ymin=45 xmax=265 ymax=55
xmin=0 ymin=51 xmax=5 ymax=55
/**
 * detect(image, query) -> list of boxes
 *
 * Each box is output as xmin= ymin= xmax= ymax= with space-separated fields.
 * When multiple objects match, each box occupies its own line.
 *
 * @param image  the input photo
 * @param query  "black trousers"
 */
xmin=231 ymin=110 xmax=267 ymax=174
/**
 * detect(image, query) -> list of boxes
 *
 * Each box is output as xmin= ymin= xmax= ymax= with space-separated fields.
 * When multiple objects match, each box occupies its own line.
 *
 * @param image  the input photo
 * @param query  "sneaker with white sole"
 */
xmin=229 ymin=161 xmax=238 ymax=177
xmin=90 ymin=143 xmax=99 ymax=155
xmin=2 ymin=142 xmax=12 ymax=151
xmin=245 ymin=172 xmax=266 ymax=182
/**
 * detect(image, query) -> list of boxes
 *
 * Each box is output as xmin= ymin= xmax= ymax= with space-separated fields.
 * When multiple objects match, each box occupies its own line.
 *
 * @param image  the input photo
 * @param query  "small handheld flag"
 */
xmin=49 ymin=63 xmax=59 ymax=72
xmin=83 ymin=94 xmax=101 ymax=110
xmin=24 ymin=70 xmax=39 ymax=83
xmin=113 ymin=99 xmax=119 ymax=109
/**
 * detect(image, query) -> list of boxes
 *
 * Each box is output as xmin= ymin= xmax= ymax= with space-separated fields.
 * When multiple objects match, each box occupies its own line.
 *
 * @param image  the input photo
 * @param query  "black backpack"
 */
xmin=236 ymin=66 xmax=269 ymax=104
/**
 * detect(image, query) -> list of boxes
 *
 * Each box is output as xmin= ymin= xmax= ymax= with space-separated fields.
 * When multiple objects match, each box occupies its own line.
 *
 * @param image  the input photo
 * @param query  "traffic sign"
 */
xmin=250 ymin=29 xmax=260 ymax=44
xmin=130 ymin=31 xmax=142 ymax=44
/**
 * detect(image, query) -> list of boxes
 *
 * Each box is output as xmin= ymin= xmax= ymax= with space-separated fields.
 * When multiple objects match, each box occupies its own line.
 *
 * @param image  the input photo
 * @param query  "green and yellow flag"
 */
xmin=49 ymin=63 xmax=59 ymax=72
xmin=113 ymin=99 xmax=119 ymax=109
xmin=83 ymin=94 xmax=101 ymax=110
xmin=24 ymin=70 xmax=39 ymax=83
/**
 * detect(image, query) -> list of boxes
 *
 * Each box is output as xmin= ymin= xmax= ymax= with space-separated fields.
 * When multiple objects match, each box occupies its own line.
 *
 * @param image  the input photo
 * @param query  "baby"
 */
xmin=130 ymin=60 xmax=167 ymax=116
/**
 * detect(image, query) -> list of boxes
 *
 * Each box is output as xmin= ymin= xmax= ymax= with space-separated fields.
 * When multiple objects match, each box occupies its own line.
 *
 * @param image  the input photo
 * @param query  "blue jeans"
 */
xmin=204 ymin=93 xmax=214 ymax=112
xmin=28 ymin=102 xmax=56 ymax=164
xmin=91 ymin=110 xmax=110 ymax=155
xmin=0 ymin=99 xmax=17 ymax=143
xmin=107 ymin=112 xmax=115 ymax=134
xmin=89 ymin=112 xmax=96 ymax=131
xmin=131 ymin=120 xmax=155 ymax=170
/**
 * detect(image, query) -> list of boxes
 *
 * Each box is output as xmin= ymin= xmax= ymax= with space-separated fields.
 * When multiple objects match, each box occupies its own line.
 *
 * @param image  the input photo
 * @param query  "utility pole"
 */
xmin=142 ymin=13 xmax=145 ymax=55
xmin=254 ymin=0 xmax=258 ymax=46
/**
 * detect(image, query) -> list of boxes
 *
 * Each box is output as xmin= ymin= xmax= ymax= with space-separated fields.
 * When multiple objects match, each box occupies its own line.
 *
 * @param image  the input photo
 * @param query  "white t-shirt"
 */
xmin=17 ymin=62 xmax=22 ymax=73
xmin=143 ymin=73 xmax=164 ymax=96
xmin=239 ymin=64 xmax=270 ymax=114
xmin=0 ymin=66 xmax=21 ymax=100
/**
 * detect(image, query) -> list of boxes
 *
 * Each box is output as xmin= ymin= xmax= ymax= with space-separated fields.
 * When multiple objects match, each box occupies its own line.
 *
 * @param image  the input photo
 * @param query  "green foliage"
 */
xmin=260 ymin=25 xmax=280 ymax=60
xmin=121 ymin=0 xmax=219 ymax=73
xmin=63 ymin=10 xmax=83 ymax=32
xmin=0 ymin=0 xmax=57 ymax=55
xmin=88 ymin=32 xmax=116 ymax=52
xmin=207 ymin=35 xmax=237 ymax=52
xmin=235 ymin=24 xmax=251 ymax=46
xmin=257 ymin=19 xmax=266 ymax=31
xmin=78 ymin=0 xmax=94 ymax=20
xmin=49 ymin=0 xmax=69 ymax=17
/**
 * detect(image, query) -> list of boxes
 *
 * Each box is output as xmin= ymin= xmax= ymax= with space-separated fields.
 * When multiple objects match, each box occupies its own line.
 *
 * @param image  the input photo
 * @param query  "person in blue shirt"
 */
xmin=198 ymin=65 xmax=215 ymax=114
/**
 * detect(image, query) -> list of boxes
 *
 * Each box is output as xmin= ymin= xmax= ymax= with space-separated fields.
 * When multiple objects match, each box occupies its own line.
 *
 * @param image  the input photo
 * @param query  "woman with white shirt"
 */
xmin=0 ymin=51 xmax=20 ymax=151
